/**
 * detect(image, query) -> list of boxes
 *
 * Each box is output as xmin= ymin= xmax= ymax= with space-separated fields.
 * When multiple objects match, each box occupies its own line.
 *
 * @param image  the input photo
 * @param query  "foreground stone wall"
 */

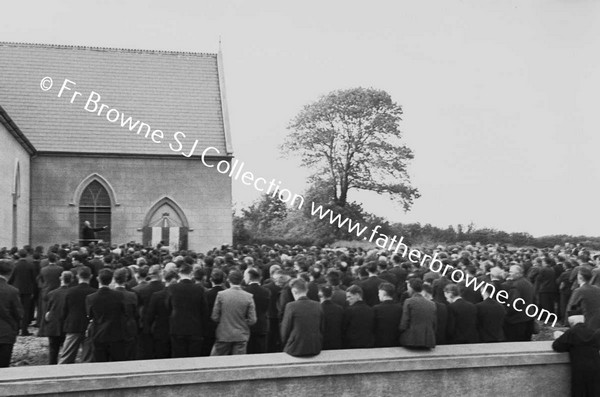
xmin=0 ymin=342 xmax=570 ymax=397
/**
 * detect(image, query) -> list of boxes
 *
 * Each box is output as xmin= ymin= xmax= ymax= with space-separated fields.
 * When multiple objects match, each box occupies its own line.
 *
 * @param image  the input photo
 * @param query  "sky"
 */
xmin=2 ymin=0 xmax=600 ymax=237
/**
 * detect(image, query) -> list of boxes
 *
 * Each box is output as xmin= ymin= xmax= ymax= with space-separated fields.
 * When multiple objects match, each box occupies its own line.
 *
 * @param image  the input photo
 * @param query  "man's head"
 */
xmin=378 ymin=282 xmax=395 ymax=302
xmin=246 ymin=268 xmax=261 ymax=284
xmin=228 ymin=270 xmax=243 ymax=286
xmin=318 ymin=284 xmax=333 ymax=303
xmin=578 ymin=267 xmax=593 ymax=286
xmin=0 ymin=259 xmax=14 ymax=279
xmin=407 ymin=278 xmax=423 ymax=295
xmin=422 ymin=283 xmax=434 ymax=300
xmin=98 ymin=268 xmax=113 ymax=287
xmin=60 ymin=271 xmax=73 ymax=286
xmin=77 ymin=266 xmax=92 ymax=283
xmin=113 ymin=268 xmax=129 ymax=286
xmin=210 ymin=268 xmax=225 ymax=285
xmin=290 ymin=278 xmax=308 ymax=300
xmin=148 ymin=265 xmax=162 ymax=280
xmin=84 ymin=221 xmax=91 ymax=227
xmin=509 ymin=265 xmax=523 ymax=280
xmin=346 ymin=285 xmax=363 ymax=305
xmin=443 ymin=283 xmax=460 ymax=302
xmin=164 ymin=270 xmax=179 ymax=286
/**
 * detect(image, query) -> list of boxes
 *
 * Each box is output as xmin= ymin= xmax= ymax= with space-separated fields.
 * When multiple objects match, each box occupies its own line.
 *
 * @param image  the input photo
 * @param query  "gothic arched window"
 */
xmin=79 ymin=180 xmax=111 ymax=244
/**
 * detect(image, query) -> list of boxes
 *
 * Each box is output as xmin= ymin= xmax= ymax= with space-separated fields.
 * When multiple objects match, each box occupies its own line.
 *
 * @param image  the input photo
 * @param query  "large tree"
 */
xmin=282 ymin=87 xmax=419 ymax=210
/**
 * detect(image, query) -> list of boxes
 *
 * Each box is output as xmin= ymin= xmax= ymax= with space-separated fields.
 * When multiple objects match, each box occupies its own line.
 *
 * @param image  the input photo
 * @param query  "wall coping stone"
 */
xmin=0 ymin=341 xmax=568 ymax=396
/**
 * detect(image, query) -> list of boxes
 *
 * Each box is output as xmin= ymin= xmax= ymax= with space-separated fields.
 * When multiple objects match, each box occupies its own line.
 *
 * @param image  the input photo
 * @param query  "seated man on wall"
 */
xmin=552 ymin=315 xmax=600 ymax=397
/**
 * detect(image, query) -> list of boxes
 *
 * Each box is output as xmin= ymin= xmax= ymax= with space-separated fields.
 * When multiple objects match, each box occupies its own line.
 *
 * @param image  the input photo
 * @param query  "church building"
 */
xmin=0 ymin=42 xmax=233 ymax=252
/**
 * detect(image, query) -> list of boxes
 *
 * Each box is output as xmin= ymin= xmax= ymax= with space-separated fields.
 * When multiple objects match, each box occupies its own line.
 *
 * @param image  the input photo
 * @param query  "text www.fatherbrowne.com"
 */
xmin=310 ymin=201 xmax=558 ymax=327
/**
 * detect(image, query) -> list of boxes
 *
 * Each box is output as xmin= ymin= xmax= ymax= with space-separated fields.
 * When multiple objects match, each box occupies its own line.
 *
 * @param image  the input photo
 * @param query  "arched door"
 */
xmin=142 ymin=198 xmax=189 ymax=251
xmin=79 ymin=180 xmax=111 ymax=244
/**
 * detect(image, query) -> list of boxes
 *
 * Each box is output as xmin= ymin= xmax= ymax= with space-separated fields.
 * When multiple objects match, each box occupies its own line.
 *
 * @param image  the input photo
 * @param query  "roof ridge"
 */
xmin=0 ymin=41 xmax=217 ymax=57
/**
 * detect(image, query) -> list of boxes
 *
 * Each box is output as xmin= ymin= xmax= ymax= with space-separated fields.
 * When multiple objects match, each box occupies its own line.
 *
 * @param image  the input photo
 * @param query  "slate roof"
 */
xmin=0 ymin=42 xmax=232 ymax=157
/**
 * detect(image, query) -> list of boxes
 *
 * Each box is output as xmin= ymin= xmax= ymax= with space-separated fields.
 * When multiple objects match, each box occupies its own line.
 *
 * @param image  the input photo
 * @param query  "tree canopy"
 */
xmin=282 ymin=87 xmax=420 ymax=210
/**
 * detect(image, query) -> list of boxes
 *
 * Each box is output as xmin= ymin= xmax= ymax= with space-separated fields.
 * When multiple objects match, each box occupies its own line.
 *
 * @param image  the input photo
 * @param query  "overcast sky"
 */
xmin=2 ymin=0 xmax=599 ymax=237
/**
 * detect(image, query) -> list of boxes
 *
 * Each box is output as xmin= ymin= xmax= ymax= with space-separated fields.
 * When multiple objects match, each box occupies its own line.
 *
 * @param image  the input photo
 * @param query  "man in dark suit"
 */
xmin=81 ymin=220 xmax=107 ymax=246
xmin=319 ymin=284 xmax=343 ymax=350
xmin=9 ymin=249 xmax=36 ymax=336
xmin=476 ymin=286 xmax=506 ymax=342
xmin=0 ymin=260 xmax=23 ymax=367
xmin=86 ymin=268 xmax=128 ymax=362
xmin=373 ymin=282 xmax=402 ymax=347
xmin=167 ymin=263 xmax=208 ymax=358
xmin=281 ymin=278 xmax=323 ymax=357
xmin=552 ymin=315 xmax=600 ymax=397
xmin=445 ymin=283 xmax=479 ymax=344
xmin=263 ymin=269 xmax=285 ymax=352
xmin=133 ymin=264 xmax=164 ymax=359
xmin=399 ymin=278 xmax=437 ymax=349
xmin=38 ymin=253 xmax=63 ymax=328
xmin=568 ymin=267 xmax=600 ymax=330
xmin=59 ymin=266 xmax=96 ymax=364
xmin=357 ymin=261 xmax=385 ymax=307
xmin=43 ymin=271 xmax=72 ymax=364
xmin=325 ymin=270 xmax=347 ymax=308
xmin=144 ymin=270 xmax=178 ymax=359
xmin=202 ymin=268 xmax=226 ymax=356
xmin=342 ymin=285 xmax=375 ymax=348
xmin=114 ymin=268 xmax=139 ymax=360
xmin=503 ymin=265 xmax=535 ymax=341
xmin=244 ymin=268 xmax=271 ymax=354
xmin=422 ymin=283 xmax=447 ymax=345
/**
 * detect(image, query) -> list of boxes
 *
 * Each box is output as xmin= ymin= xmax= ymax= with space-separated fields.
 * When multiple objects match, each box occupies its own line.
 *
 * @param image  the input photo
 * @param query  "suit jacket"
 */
xmin=434 ymin=301 xmax=448 ymax=345
xmin=244 ymin=283 xmax=271 ymax=335
xmin=86 ymin=287 xmax=127 ymax=343
xmin=9 ymin=258 xmax=36 ymax=294
xmin=373 ymin=300 xmax=402 ymax=347
xmin=167 ymin=279 xmax=208 ymax=337
xmin=62 ymin=282 xmax=97 ymax=334
xmin=39 ymin=264 xmax=63 ymax=297
xmin=358 ymin=276 xmax=385 ymax=307
xmin=321 ymin=300 xmax=344 ymax=350
xmin=262 ymin=281 xmax=281 ymax=320
xmin=552 ymin=323 xmax=600 ymax=397
xmin=535 ymin=266 xmax=558 ymax=295
xmin=399 ymin=293 xmax=436 ymax=348
xmin=144 ymin=289 xmax=170 ymax=340
xmin=503 ymin=276 xmax=535 ymax=324
xmin=281 ymin=296 xmax=323 ymax=356
xmin=0 ymin=278 xmax=23 ymax=344
xmin=476 ymin=298 xmax=505 ymax=342
xmin=42 ymin=285 xmax=70 ymax=337
xmin=568 ymin=284 xmax=600 ymax=330
xmin=133 ymin=280 xmax=164 ymax=329
xmin=115 ymin=286 xmax=139 ymax=340
xmin=342 ymin=300 xmax=375 ymax=348
xmin=212 ymin=286 xmax=257 ymax=342
xmin=447 ymin=298 xmax=479 ymax=344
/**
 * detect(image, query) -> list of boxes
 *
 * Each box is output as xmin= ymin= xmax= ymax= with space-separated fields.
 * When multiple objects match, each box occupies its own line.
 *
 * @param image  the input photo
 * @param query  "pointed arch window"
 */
xmin=79 ymin=180 xmax=111 ymax=244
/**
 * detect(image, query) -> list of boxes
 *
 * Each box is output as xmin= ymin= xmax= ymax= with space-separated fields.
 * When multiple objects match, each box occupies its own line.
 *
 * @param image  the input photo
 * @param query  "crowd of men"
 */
xmin=1 ymin=240 xmax=600 ymax=372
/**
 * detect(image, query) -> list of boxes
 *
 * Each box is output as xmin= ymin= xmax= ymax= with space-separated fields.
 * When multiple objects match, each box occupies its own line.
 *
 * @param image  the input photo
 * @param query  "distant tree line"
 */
xmin=233 ymin=193 xmax=600 ymax=250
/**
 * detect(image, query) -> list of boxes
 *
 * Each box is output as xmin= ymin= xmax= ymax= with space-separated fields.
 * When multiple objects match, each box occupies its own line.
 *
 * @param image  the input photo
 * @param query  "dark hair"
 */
xmin=346 ymin=285 xmax=363 ymax=298
xmin=247 ymin=268 xmax=261 ymax=282
xmin=179 ymin=263 xmax=193 ymax=275
xmin=77 ymin=266 xmax=92 ymax=280
xmin=113 ymin=268 xmax=129 ymax=285
xmin=228 ymin=270 xmax=243 ymax=285
xmin=210 ymin=268 xmax=225 ymax=284
xmin=290 ymin=278 xmax=307 ymax=293
xmin=579 ymin=267 xmax=593 ymax=282
xmin=366 ymin=261 xmax=378 ymax=274
xmin=326 ymin=269 xmax=341 ymax=286
xmin=318 ymin=284 xmax=333 ymax=299
xmin=98 ymin=268 xmax=113 ymax=286
xmin=61 ymin=271 xmax=73 ymax=285
xmin=0 ymin=259 xmax=15 ymax=277
xmin=408 ymin=278 xmax=423 ymax=293
xmin=444 ymin=283 xmax=460 ymax=297
xmin=164 ymin=270 xmax=179 ymax=283
xmin=378 ymin=282 xmax=395 ymax=298
xmin=422 ymin=283 xmax=433 ymax=295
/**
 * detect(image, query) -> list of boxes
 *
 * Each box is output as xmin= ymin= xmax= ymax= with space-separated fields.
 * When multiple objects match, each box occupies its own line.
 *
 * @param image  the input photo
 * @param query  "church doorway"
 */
xmin=142 ymin=197 xmax=189 ymax=252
